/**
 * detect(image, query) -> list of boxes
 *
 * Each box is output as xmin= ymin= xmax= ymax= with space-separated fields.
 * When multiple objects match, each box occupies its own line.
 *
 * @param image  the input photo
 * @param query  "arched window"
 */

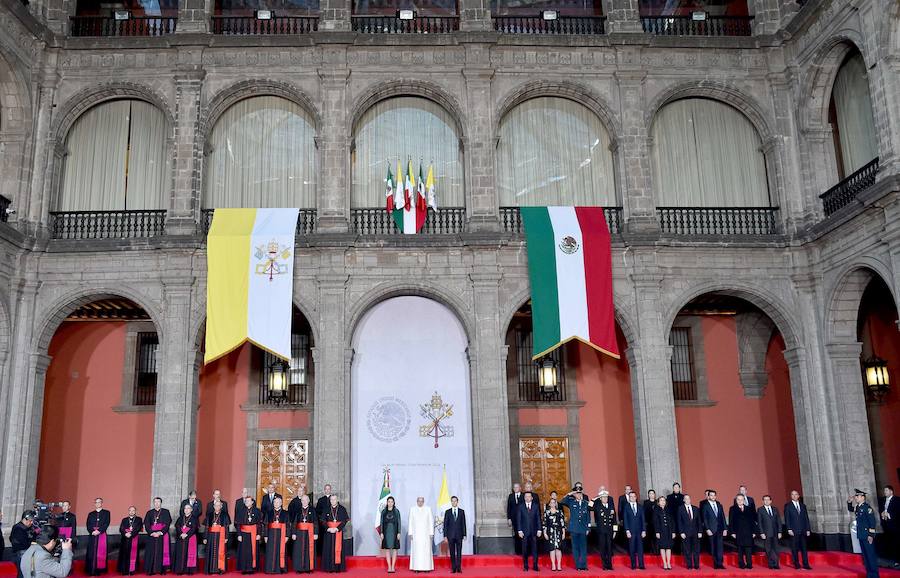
xmin=497 ymin=96 xmax=616 ymax=206
xmin=651 ymin=98 xmax=769 ymax=206
xmin=204 ymin=96 xmax=316 ymax=208
xmin=351 ymin=96 xmax=463 ymax=207
xmin=58 ymin=99 xmax=168 ymax=211
xmin=830 ymin=52 xmax=878 ymax=178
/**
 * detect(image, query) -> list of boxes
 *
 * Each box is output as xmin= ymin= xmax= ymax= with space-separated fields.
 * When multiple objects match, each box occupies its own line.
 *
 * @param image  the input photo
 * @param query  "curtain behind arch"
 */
xmin=58 ymin=100 xmax=168 ymax=211
xmin=651 ymin=98 xmax=769 ymax=207
xmin=352 ymin=96 xmax=463 ymax=207
xmin=832 ymin=53 xmax=878 ymax=176
xmin=496 ymin=96 xmax=616 ymax=206
xmin=204 ymin=96 xmax=316 ymax=208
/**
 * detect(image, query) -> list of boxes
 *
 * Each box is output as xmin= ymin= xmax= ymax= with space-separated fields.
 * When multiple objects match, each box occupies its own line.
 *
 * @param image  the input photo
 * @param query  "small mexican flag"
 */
xmin=520 ymin=206 xmax=619 ymax=360
xmin=392 ymin=159 xmax=427 ymax=234
xmin=385 ymin=165 xmax=395 ymax=213
xmin=376 ymin=468 xmax=391 ymax=532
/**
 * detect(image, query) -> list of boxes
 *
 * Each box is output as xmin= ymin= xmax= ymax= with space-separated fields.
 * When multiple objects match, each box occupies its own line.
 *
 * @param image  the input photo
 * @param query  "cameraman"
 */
xmin=11 ymin=512 xmax=38 ymax=578
xmin=19 ymin=525 xmax=73 ymax=578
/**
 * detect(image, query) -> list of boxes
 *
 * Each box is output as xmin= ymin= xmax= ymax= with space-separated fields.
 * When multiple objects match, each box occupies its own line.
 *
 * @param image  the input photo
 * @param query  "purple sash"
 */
xmin=151 ymin=523 xmax=171 ymax=566
xmin=128 ymin=533 xmax=139 ymax=573
xmin=58 ymin=527 xmax=73 ymax=540
xmin=95 ymin=533 xmax=108 ymax=570
xmin=182 ymin=526 xmax=197 ymax=568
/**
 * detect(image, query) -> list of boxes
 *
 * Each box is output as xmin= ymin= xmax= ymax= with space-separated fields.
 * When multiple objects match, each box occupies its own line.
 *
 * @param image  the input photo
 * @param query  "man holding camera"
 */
xmin=19 ymin=525 xmax=73 ymax=578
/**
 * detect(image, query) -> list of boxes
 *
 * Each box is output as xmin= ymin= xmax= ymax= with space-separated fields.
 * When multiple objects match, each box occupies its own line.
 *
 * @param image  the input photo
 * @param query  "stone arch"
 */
xmin=349 ymin=79 xmax=468 ymax=143
xmin=799 ymin=34 xmax=870 ymax=132
xmin=0 ymin=51 xmax=31 ymax=132
xmin=33 ymin=286 xmax=165 ymax=354
xmin=51 ymin=82 xmax=176 ymax=144
xmin=662 ymin=280 xmax=802 ymax=351
xmin=826 ymin=261 xmax=897 ymax=343
xmin=645 ymin=80 xmax=774 ymax=141
xmin=494 ymin=80 xmax=621 ymax=147
xmin=347 ymin=281 xmax=474 ymax=348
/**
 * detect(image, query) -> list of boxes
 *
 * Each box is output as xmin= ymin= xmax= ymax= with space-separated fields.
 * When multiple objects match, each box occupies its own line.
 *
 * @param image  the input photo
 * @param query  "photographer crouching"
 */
xmin=19 ymin=525 xmax=73 ymax=578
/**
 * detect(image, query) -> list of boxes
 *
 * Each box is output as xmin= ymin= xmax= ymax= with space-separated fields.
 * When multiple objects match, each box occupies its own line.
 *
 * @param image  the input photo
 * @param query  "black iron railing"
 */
xmin=69 ymin=16 xmax=177 ymax=36
xmin=499 ymin=206 xmax=622 ymax=235
xmin=657 ymin=206 xmax=779 ymax=235
xmin=492 ymin=15 xmax=605 ymax=34
xmin=0 ymin=195 xmax=10 ymax=223
xmin=351 ymin=15 xmax=460 ymax=33
xmin=351 ymin=207 xmax=466 ymax=235
xmin=50 ymin=210 xmax=167 ymax=239
xmin=640 ymin=15 xmax=753 ymax=36
xmin=210 ymin=15 xmax=318 ymax=34
xmin=819 ymin=157 xmax=880 ymax=217
xmin=202 ymin=209 xmax=317 ymax=235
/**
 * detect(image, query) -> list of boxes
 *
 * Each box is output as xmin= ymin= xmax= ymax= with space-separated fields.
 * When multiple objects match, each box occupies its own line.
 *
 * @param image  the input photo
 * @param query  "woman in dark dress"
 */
xmin=173 ymin=504 xmax=198 ymax=575
xmin=542 ymin=498 xmax=566 ymax=572
xmin=654 ymin=496 xmax=675 ymax=570
xmin=643 ymin=490 xmax=658 ymax=555
xmin=379 ymin=497 xmax=401 ymax=573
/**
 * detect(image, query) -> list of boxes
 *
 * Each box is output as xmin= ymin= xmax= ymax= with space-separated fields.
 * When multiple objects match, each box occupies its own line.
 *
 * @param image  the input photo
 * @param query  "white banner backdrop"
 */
xmin=350 ymin=296 xmax=475 ymax=556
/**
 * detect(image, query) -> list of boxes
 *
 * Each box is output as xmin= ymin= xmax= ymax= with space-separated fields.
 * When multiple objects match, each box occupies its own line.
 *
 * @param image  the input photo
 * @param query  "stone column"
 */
xmin=628 ymin=272 xmax=680 ymax=491
xmin=604 ymin=0 xmax=642 ymax=34
xmin=167 ymin=67 xmax=206 ymax=236
xmin=312 ymin=273 xmax=349 ymax=496
xmin=27 ymin=68 xmax=60 ymax=237
xmin=462 ymin=68 xmax=499 ymax=232
xmin=615 ymin=72 xmax=659 ymax=234
xmin=749 ymin=0 xmax=781 ymax=35
xmin=319 ymin=0 xmax=351 ymax=31
xmin=867 ymin=53 xmax=900 ymax=179
xmin=151 ymin=277 xmax=199 ymax=508
xmin=458 ymin=0 xmax=491 ymax=31
xmin=766 ymin=69 xmax=808 ymax=232
xmin=469 ymin=271 xmax=512 ymax=548
xmin=316 ymin=64 xmax=351 ymax=233
xmin=799 ymin=127 xmax=838 ymax=220
xmin=175 ymin=0 xmax=211 ymax=33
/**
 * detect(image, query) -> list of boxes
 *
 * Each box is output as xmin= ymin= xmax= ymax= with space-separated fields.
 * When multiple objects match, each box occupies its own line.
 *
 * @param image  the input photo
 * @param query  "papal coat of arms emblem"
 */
xmin=255 ymin=240 xmax=292 ymax=281
xmin=367 ymin=397 xmax=411 ymax=443
xmin=419 ymin=392 xmax=454 ymax=448
xmin=558 ymin=235 xmax=580 ymax=255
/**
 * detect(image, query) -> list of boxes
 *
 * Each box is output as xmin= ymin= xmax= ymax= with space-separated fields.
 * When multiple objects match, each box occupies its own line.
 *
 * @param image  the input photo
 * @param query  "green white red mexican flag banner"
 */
xmin=521 ymin=206 xmax=619 ymax=360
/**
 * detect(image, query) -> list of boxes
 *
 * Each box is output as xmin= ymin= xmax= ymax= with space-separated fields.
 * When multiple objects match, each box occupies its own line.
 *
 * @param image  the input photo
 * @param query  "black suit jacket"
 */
xmin=733 ymin=496 xmax=756 ymax=510
xmin=206 ymin=500 xmax=229 ymax=521
xmin=507 ymin=493 xmax=523 ymax=526
xmin=622 ymin=502 xmax=645 ymax=534
xmin=702 ymin=500 xmax=726 ymax=533
xmin=618 ymin=495 xmax=629 ymax=521
xmin=757 ymin=505 xmax=782 ymax=537
xmin=728 ymin=505 xmax=757 ymax=546
xmin=677 ymin=505 xmax=702 ymax=536
xmin=443 ymin=508 xmax=467 ymax=540
xmin=517 ymin=503 xmax=541 ymax=537
xmin=180 ymin=499 xmax=203 ymax=524
xmin=784 ymin=501 xmax=810 ymax=533
xmin=879 ymin=495 xmax=899 ymax=533
xmin=260 ymin=492 xmax=282 ymax=518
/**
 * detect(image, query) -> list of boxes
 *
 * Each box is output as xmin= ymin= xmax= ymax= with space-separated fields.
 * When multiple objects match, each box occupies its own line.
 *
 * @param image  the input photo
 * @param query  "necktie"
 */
xmin=632 ymin=503 xmax=637 ymax=515
xmin=712 ymin=502 xmax=717 ymax=515
xmin=688 ymin=506 xmax=692 ymax=519
xmin=767 ymin=506 xmax=772 ymax=517
xmin=454 ymin=509 xmax=457 ymax=519
xmin=795 ymin=502 xmax=800 ymax=513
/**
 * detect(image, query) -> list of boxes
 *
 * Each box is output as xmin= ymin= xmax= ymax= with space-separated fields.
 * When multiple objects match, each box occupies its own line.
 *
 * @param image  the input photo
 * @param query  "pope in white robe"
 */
xmin=408 ymin=497 xmax=435 ymax=571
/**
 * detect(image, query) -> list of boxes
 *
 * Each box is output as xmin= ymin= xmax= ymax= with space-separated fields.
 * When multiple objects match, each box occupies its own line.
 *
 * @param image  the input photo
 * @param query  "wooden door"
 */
xmin=257 ymin=440 xmax=308 ymax=503
xmin=519 ymin=437 xmax=571 ymax=499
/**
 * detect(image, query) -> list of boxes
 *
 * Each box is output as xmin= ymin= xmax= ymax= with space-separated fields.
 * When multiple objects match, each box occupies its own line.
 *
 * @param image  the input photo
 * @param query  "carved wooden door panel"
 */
xmin=519 ymin=437 xmax=570 ymax=499
xmin=257 ymin=440 xmax=308 ymax=503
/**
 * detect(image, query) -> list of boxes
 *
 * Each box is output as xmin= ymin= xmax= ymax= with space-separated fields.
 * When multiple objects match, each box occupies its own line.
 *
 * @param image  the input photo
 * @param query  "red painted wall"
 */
xmin=674 ymin=316 xmax=802 ymax=505
xmin=37 ymin=322 xmax=155 ymax=517
xmin=865 ymin=304 xmax=900 ymax=489
xmin=573 ymin=328 xmax=639 ymax=496
xmin=195 ymin=343 xmax=251 ymax=502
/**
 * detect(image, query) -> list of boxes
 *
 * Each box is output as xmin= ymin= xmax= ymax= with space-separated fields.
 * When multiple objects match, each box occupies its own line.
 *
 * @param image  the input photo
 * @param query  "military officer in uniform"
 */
xmin=854 ymin=489 xmax=879 ymax=578
xmin=593 ymin=490 xmax=618 ymax=570
xmin=561 ymin=487 xmax=593 ymax=571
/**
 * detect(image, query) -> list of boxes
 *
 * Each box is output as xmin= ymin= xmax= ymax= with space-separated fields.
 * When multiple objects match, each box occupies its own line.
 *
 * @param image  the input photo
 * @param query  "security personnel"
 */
xmin=854 ymin=489 xmax=879 ymax=578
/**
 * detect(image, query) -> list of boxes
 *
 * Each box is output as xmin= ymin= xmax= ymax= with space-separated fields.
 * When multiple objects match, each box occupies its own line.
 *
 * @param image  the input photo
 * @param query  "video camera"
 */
xmin=32 ymin=500 xmax=63 ymax=528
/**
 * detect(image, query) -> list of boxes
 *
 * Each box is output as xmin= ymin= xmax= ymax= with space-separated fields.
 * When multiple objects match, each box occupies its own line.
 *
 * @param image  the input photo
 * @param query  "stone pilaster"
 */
xmin=167 ymin=66 xmax=206 ymax=236
xmin=604 ymin=0 xmax=642 ymax=34
xmin=469 ymin=270 xmax=511 ymax=541
xmin=867 ymin=54 xmax=900 ymax=179
xmin=750 ymin=0 xmax=781 ymax=36
xmin=615 ymin=71 xmax=659 ymax=234
xmin=175 ymin=0 xmax=211 ymax=33
xmin=458 ymin=0 xmax=490 ymax=32
xmin=151 ymin=276 xmax=199 ymax=508
xmin=317 ymin=64 xmax=350 ymax=233
xmin=27 ymin=67 xmax=59 ymax=236
xmin=319 ymin=0 xmax=351 ymax=31
xmin=462 ymin=68 xmax=499 ymax=231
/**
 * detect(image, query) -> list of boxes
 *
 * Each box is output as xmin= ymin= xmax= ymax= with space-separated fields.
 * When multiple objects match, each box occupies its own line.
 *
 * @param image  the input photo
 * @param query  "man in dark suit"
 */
xmin=667 ymin=482 xmax=685 ymax=514
xmin=517 ymin=492 xmax=541 ymax=572
xmin=729 ymin=495 xmax=757 ymax=569
xmin=734 ymin=486 xmax=756 ymax=511
xmin=523 ymin=482 xmax=541 ymax=513
xmin=207 ymin=489 xmax=229 ymax=521
xmin=702 ymin=489 xmax=727 ymax=569
xmin=259 ymin=483 xmax=282 ymax=519
xmin=314 ymin=484 xmax=333 ymax=556
xmin=784 ymin=490 xmax=812 ymax=569
xmin=622 ymin=491 xmax=646 ymax=570
xmin=678 ymin=494 xmax=702 ymax=570
xmin=234 ymin=487 xmax=251 ymax=529
xmin=879 ymin=485 xmax=899 ymax=568
xmin=443 ymin=496 xmax=467 ymax=574
xmin=507 ymin=483 xmax=523 ymax=555
xmin=618 ymin=485 xmax=633 ymax=523
xmin=757 ymin=495 xmax=782 ymax=569
xmin=180 ymin=491 xmax=203 ymax=525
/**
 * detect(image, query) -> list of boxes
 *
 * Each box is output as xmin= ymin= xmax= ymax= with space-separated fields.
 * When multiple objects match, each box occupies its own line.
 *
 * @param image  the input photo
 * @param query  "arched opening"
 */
xmin=57 ymin=99 xmax=169 ymax=211
xmin=651 ymin=98 xmax=770 ymax=207
xmin=669 ymin=292 xmax=801 ymax=504
xmin=856 ymin=276 xmax=900 ymax=490
xmin=350 ymin=296 xmax=474 ymax=555
xmin=829 ymin=50 xmax=879 ymax=180
xmin=203 ymin=96 xmax=317 ymax=209
xmin=37 ymin=297 xmax=159 ymax=515
xmin=195 ymin=306 xmax=315 ymax=506
xmin=505 ymin=302 xmax=637 ymax=500
xmin=351 ymin=96 xmax=464 ymax=210
xmin=497 ymin=96 xmax=616 ymax=207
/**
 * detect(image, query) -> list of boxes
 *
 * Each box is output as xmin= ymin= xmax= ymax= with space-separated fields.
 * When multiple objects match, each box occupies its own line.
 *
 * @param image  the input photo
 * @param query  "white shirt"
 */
xmin=793 ymin=500 xmax=801 ymax=512
xmin=766 ymin=506 xmax=773 ymax=517
xmin=709 ymin=500 xmax=718 ymax=514
xmin=686 ymin=504 xmax=693 ymax=518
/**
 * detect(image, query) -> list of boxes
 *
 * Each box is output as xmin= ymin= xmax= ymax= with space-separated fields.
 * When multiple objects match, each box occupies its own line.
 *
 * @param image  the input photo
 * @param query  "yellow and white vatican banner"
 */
xmin=205 ymin=208 xmax=299 ymax=364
